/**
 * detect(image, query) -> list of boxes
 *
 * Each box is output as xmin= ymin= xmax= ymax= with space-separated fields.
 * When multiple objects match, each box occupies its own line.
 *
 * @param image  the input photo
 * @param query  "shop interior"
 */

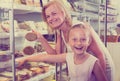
xmin=0 ymin=0 xmax=120 ymax=81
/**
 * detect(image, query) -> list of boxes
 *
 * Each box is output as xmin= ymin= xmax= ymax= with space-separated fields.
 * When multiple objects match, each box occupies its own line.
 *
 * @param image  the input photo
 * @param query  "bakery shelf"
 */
xmin=75 ymin=0 xmax=99 ymax=13
xmin=25 ymin=67 xmax=55 ymax=81
xmin=0 ymin=31 xmax=26 ymax=39
xmin=13 ymin=4 xmax=42 ymax=14
xmin=85 ymin=1 xmax=100 ymax=6
xmin=0 ymin=3 xmax=42 ymax=14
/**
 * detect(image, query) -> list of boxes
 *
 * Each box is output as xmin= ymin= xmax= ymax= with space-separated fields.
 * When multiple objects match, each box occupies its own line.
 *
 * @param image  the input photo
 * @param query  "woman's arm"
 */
xmin=16 ymin=53 xmax=66 ymax=66
xmin=33 ymin=30 xmax=57 ymax=54
xmin=93 ymin=60 xmax=108 ymax=81
xmin=89 ymin=26 xmax=106 ymax=71
xmin=85 ymin=22 xmax=106 ymax=71
xmin=37 ymin=33 xmax=57 ymax=54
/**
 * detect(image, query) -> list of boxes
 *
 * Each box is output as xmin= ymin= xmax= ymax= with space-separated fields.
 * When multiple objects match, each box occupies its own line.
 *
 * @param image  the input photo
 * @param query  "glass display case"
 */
xmin=0 ymin=0 xmax=55 ymax=81
xmin=0 ymin=1 xmax=14 ymax=81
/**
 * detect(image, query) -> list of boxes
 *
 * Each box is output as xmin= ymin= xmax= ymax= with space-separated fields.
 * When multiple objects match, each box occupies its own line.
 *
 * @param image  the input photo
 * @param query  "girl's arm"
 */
xmin=16 ymin=53 xmax=66 ymax=66
xmin=93 ymin=60 xmax=108 ymax=81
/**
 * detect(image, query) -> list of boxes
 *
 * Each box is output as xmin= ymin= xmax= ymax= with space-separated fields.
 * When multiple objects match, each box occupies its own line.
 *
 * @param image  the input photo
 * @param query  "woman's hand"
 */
xmin=32 ymin=30 xmax=43 ymax=42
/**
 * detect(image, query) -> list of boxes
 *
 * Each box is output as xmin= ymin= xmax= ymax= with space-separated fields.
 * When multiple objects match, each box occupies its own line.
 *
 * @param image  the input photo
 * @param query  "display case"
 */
xmin=0 ymin=1 xmax=14 ymax=81
xmin=0 ymin=0 xmax=56 ymax=81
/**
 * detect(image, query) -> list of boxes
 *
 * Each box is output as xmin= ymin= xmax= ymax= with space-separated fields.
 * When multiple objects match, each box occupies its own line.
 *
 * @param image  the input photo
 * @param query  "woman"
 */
xmin=22 ymin=0 xmax=115 ymax=81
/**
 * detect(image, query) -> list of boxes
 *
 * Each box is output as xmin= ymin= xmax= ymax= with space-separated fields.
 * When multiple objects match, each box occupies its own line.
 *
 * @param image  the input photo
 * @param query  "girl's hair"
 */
xmin=42 ymin=0 xmax=72 ymax=28
xmin=68 ymin=23 xmax=91 ymax=41
xmin=70 ymin=23 xmax=89 ymax=32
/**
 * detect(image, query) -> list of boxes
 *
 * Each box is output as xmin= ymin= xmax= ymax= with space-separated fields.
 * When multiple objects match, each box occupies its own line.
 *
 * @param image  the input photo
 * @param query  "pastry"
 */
xmin=16 ymin=62 xmax=31 ymax=70
xmin=16 ymin=70 xmax=30 ymax=81
xmin=0 ymin=72 xmax=13 ymax=78
xmin=1 ymin=20 xmax=19 ymax=33
xmin=1 ymin=20 xmax=10 ymax=33
xmin=39 ymin=65 xmax=49 ymax=72
xmin=34 ymin=44 xmax=44 ymax=52
xmin=25 ymin=32 xmax=37 ymax=41
xmin=18 ymin=22 xmax=31 ymax=31
xmin=30 ymin=67 xmax=45 ymax=74
xmin=20 ymin=0 xmax=26 ymax=4
xmin=43 ymin=66 xmax=49 ymax=72
xmin=0 ymin=77 xmax=10 ymax=81
xmin=23 ymin=46 xmax=35 ymax=55
xmin=14 ymin=51 xmax=24 ymax=58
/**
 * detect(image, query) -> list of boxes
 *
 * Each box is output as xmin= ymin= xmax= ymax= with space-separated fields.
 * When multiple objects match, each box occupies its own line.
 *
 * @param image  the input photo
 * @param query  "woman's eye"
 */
xmin=52 ymin=12 xmax=57 ymax=16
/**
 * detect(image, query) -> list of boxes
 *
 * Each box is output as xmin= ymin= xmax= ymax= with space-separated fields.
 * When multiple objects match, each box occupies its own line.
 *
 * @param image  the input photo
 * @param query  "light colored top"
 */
xmin=66 ymin=53 xmax=98 ymax=81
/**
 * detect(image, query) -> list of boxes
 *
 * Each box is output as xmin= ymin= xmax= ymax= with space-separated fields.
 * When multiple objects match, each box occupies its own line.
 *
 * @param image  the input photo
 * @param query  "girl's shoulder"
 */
xmin=86 ymin=53 xmax=98 ymax=63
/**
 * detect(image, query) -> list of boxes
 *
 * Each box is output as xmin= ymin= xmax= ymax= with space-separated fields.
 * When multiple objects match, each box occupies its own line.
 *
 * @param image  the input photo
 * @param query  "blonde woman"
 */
xmin=20 ymin=0 xmax=114 ymax=81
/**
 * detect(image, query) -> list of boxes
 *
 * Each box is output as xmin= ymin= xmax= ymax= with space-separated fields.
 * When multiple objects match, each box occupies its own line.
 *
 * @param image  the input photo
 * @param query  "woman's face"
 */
xmin=45 ymin=4 xmax=65 ymax=29
xmin=68 ymin=28 xmax=90 ymax=55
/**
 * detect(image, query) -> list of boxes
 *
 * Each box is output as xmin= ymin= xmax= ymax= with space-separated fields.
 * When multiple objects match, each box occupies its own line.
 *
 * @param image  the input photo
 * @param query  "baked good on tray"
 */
xmin=30 ymin=67 xmax=45 ymax=74
xmin=23 ymin=46 xmax=35 ymax=55
xmin=16 ymin=70 xmax=30 ymax=81
xmin=0 ymin=77 xmax=10 ymax=81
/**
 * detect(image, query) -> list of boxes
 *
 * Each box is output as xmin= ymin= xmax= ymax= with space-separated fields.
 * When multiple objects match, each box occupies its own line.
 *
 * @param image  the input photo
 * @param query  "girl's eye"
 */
xmin=73 ymin=38 xmax=77 ymax=42
xmin=81 ymin=38 xmax=86 ymax=42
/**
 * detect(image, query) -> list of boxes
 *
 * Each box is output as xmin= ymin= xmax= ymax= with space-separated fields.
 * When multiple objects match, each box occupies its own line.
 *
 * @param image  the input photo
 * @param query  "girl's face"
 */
xmin=68 ymin=28 xmax=90 ymax=55
xmin=45 ymin=4 xmax=65 ymax=29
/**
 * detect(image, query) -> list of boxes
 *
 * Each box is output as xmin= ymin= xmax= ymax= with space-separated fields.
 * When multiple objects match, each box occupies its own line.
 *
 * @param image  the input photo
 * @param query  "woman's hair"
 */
xmin=42 ymin=0 xmax=72 ymax=28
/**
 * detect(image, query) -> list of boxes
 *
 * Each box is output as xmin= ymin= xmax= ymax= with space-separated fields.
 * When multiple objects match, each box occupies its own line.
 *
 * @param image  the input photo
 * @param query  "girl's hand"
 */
xmin=15 ymin=57 xmax=26 ymax=67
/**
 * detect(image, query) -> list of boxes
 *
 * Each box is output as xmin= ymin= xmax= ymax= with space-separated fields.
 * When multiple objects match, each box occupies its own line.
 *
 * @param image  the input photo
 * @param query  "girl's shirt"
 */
xmin=66 ymin=53 xmax=98 ymax=81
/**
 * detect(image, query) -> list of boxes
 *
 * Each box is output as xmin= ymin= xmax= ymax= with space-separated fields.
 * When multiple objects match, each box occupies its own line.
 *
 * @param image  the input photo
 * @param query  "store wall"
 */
xmin=107 ymin=43 xmax=120 ymax=81
xmin=107 ymin=1 xmax=120 ymax=81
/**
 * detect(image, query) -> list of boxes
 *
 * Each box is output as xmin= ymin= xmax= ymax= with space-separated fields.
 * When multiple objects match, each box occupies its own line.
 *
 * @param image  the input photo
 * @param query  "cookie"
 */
xmin=25 ymin=32 xmax=37 ymax=41
xmin=23 ymin=46 xmax=35 ymax=55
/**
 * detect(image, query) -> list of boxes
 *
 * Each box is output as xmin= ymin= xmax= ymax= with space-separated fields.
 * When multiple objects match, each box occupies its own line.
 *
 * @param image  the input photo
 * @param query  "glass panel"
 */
xmin=0 ymin=6 xmax=13 ymax=81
